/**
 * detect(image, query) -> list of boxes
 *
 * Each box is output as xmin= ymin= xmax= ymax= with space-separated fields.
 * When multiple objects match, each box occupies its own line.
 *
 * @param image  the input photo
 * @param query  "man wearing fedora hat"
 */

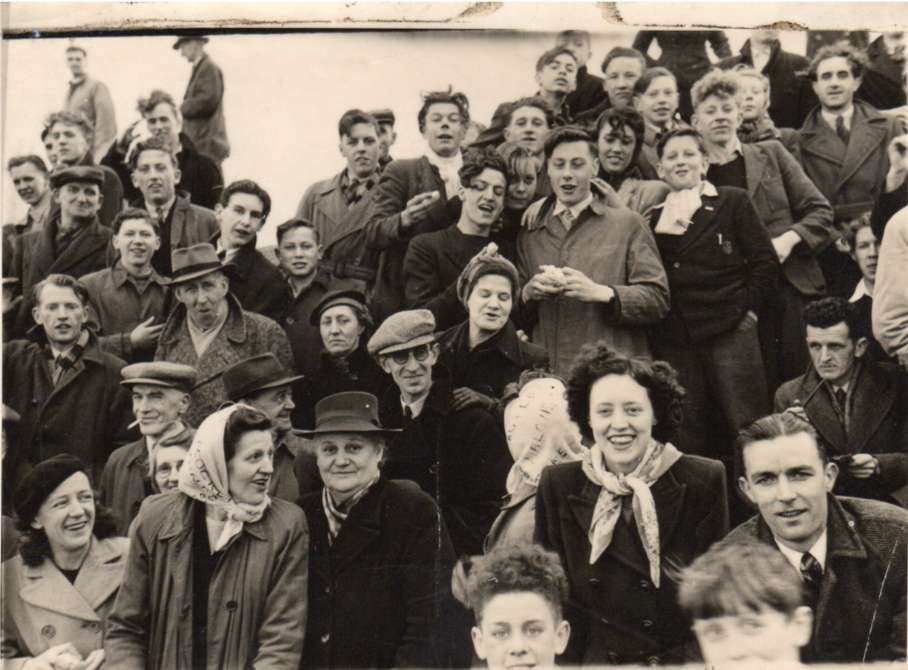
xmin=99 ymin=361 xmax=197 ymax=535
xmin=369 ymin=309 xmax=512 ymax=557
xmin=175 ymin=35 xmax=229 ymax=165
xmin=155 ymin=243 xmax=292 ymax=427
xmin=222 ymin=353 xmax=321 ymax=501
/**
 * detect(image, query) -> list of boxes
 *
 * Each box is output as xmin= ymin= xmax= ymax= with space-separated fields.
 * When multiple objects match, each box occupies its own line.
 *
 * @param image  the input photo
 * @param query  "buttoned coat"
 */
xmin=154 ymin=293 xmax=293 ymax=427
xmin=105 ymin=494 xmax=308 ymax=670
xmin=298 ymin=477 xmax=466 ymax=670
xmin=797 ymin=100 xmax=905 ymax=223
xmin=774 ymin=361 xmax=908 ymax=505
xmin=535 ymin=456 xmax=728 ymax=666
xmin=725 ymin=495 xmax=907 ymax=663
xmin=1 ymin=536 xmax=130 ymax=670
xmin=278 ymin=276 xmax=328 ymax=381
xmin=180 ymin=54 xmax=229 ymax=163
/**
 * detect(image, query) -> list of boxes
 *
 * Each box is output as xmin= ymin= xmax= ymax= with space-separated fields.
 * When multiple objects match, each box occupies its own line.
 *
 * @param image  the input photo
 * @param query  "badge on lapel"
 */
xmin=722 ymin=240 xmax=733 ymax=254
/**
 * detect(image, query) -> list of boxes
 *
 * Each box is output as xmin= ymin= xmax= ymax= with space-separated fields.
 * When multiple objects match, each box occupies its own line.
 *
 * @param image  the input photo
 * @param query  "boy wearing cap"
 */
xmin=369 ymin=309 xmax=512 ymax=556
xmin=370 ymin=108 xmax=397 ymax=170
xmin=175 ymin=35 xmax=229 ymax=165
xmin=99 ymin=361 xmax=197 ymax=535
xmin=155 ymin=244 xmax=292 ymax=427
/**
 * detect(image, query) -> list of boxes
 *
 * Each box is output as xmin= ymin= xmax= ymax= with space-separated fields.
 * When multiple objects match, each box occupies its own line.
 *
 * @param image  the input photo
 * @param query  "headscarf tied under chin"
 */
xmin=178 ymin=404 xmax=271 ymax=552
xmin=580 ymin=438 xmax=683 ymax=587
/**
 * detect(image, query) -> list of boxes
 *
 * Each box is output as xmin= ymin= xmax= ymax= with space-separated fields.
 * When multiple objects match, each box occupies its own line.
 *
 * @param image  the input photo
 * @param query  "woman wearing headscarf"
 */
xmin=2 ymin=455 xmax=127 ymax=670
xmin=535 ymin=343 xmax=728 ymax=666
xmin=105 ymin=405 xmax=308 ymax=670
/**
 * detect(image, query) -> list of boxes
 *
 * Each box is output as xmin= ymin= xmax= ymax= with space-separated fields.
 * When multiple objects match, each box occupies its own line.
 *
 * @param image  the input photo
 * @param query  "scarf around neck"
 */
xmin=323 ymin=474 xmax=380 ymax=544
xmin=425 ymin=146 xmax=463 ymax=200
xmin=580 ymin=439 xmax=682 ymax=586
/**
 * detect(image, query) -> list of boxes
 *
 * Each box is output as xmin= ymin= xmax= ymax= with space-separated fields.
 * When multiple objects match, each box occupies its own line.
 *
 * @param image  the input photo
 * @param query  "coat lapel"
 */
xmin=801 ymin=372 xmax=848 ymax=453
xmin=74 ymin=537 xmax=128 ymax=610
xmin=742 ymin=144 xmax=768 ymax=200
xmin=170 ymin=196 xmax=190 ymax=248
xmin=798 ymin=114 xmax=845 ymax=167
xmin=327 ymin=481 xmax=384 ymax=575
xmin=836 ymin=111 xmax=888 ymax=191
xmin=847 ymin=363 xmax=896 ymax=453
xmin=49 ymin=221 xmax=108 ymax=276
xmin=677 ymin=195 xmax=722 ymax=254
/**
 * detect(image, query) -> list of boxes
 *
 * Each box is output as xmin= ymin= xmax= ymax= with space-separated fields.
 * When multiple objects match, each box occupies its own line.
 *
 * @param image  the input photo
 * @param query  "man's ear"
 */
xmin=824 ymin=461 xmax=839 ymax=492
xmin=173 ymin=167 xmax=182 ymax=186
xmin=690 ymin=113 xmax=701 ymax=132
xmin=52 ymin=188 xmax=62 ymax=204
xmin=131 ymin=172 xmax=140 ymax=189
xmin=854 ymin=337 xmax=868 ymax=359
xmin=738 ymin=476 xmax=756 ymax=505
xmin=555 ymin=619 xmax=571 ymax=655
xmin=379 ymin=356 xmax=392 ymax=374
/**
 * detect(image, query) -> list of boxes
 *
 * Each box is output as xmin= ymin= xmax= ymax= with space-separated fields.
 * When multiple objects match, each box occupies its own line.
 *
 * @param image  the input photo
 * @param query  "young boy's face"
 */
xmin=277 ymin=226 xmax=321 ymax=278
xmin=472 ymin=592 xmax=570 ymax=670
xmin=692 ymin=608 xmax=813 ymax=665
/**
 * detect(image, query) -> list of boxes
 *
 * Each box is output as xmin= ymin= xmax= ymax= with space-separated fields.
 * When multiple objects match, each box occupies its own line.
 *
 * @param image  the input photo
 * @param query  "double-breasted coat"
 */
xmin=180 ymin=54 xmax=230 ymax=163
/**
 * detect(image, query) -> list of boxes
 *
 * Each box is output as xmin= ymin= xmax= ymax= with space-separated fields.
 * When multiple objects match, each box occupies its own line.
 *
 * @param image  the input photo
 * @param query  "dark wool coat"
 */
xmin=212 ymin=234 xmax=291 ymax=323
xmin=99 ymin=438 xmax=150 ymax=537
xmin=277 ymin=276 xmax=328 ymax=379
xmin=871 ymin=183 xmax=907 ymax=241
xmin=298 ymin=477 xmax=468 ymax=670
xmin=180 ymin=54 xmax=229 ymax=163
xmin=565 ymin=65 xmax=609 ymax=119
xmin=775 ymin=361 xmax=908 ymax=506
xmin=535 ymin=456 xmax=729 ymax=666
xmin=105 ymin=494 xmax=308 ymax=670
xmin=725 ymin=495 xmax=907 ymax=663
xmin=859 ymin=35 xmax=908 ymax=112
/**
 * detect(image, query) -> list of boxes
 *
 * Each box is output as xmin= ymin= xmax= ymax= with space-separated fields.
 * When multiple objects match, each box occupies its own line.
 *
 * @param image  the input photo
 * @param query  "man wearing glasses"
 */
xmin=368 ymin=309 xmax=512 ymax=557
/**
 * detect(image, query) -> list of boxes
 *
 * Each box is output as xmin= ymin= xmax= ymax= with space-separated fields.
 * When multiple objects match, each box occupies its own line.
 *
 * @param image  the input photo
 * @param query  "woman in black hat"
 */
xmin=298 ymin=391 xmax=470 ymax=670
xmin=2 ymin=455 xmax=127 ymax=670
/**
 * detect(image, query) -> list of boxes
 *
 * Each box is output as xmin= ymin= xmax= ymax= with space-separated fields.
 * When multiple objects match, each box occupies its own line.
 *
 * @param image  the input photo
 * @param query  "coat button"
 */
xmin=588 ymin=578 xmax=602 ymax=589
xmin=286 ymin=316 xmax=295 ymax=324
xmin=673 ymin=262 xmax=680 ymax=268
xmin=642 ymin=619 xmax=654 ymax=631
xmin=639 ymin=580 xmax=651 ymax=591
xmin=321 ymin=633 xmax=330 ymax=644
xmin=647 ymin=656 xmax=660 ymax=666
xmin=325 ymin=585 xmax=331 ymax=595
xmin=226 ymin=600 xmax=238 ymax=611
xmin=41 ymin=625 xmax=55 ymax=639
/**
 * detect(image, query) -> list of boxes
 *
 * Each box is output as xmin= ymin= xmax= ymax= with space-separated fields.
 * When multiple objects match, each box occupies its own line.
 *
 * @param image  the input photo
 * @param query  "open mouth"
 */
xmin=560 ymin=184 xmax=577 ymax=194
xmin=607 ymin=434 xmax=635 ymax=447
xmin=64 ymin=520 xmax=89 ymax=532
xmin=252 ymin=477 xmax=270 ymax=490
xmin=478 ymin=203 xmax=495 ymax=214
xmin=437 ymin=134 xmax=454 ymax=142
xmin=777 ymin=509 xmax=806 ymax=519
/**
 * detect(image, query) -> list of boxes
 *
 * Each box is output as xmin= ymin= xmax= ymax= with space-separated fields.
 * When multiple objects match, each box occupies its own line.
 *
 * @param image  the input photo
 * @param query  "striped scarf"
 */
xmin=45 ymin=329 xmax=90 ymax=386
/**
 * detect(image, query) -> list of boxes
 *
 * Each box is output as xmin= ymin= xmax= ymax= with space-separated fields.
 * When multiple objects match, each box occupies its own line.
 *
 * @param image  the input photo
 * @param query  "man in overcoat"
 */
xmin=175 ymin=35 xmax=229 ymax=165
xmin=64 ymin=45 xmax=117 ymax=163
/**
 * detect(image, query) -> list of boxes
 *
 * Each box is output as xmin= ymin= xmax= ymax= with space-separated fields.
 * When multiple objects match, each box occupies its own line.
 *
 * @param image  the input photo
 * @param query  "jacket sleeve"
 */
xmin=612 ymin=216 xmax=671 ymax=326
xmin=91 ymin=81 xmax=118 ymax=159
xmin=734 ymin=191 xmax=781 ymax=315
xmin=872 ymin=215 xmax=908 ymax=356
xmin=402 ymin=235 xmax=461 ymax=323
xmin=267 ymin=321 xmax=295 ymax=371
xmin=631 ymin=31 xmax=656 ymax=59
xmin=296 ymin=182 xmax=319 ymax=221
xmin=774 ymin=143 xmax=835 ymax=252
xmin=515 ymin=228 xmax=540 ymax=329
xmin=252 ymin=506 xmax=309 ymax=669
xmin=363 ymin=162 xmax=414 ymax=252
xmin=180 ymin=61 xmax=223 ymax=120
xmin=707 ymin=31 xmax=733 ymax=59
xmin=192 ymin=154 xmax=224 ymax=210
xmin=2 ymin=562 xmax=30 ymax=670
xmin=871 ymin=183 xmax=908 ymax=241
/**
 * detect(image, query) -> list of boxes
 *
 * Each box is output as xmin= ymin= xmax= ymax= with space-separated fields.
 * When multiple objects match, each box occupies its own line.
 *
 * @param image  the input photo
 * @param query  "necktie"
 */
xmin=834 ymin=387 xmax=847 ymax=411
xmin=800 ymin=552 xmax=823 ymax=609
xmin=155 ymin=206 xmax=164 ymax=223
xmin=835 ymin=115 xmax=850 ymax=145
xmin=52 ymin=356 xmax=66 ymax=386
xmin=560 ymin=208 xmax=575 ymax=231
xmin=403 ymin=405 xmax=414 ymax=422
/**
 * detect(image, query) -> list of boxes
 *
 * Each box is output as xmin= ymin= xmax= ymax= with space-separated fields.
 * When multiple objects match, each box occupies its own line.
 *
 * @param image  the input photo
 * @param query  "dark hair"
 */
xmin=276 ymin=217 xmax=318 ymax=246
xmin=601 ymin=46 xmax=646 ymax=75
xmin=633 ymin=66 xmax=677 ymax=97
xmin=112 ymin=207 xmax=160 ymax=236
xmin=842 ymin=211 xmax=874 ymax=251
xmin=220 ymin=180 xmax=272 ymax=221
xmin=656 ymin=127 xmax=707 ymax=160
xmin=222 ymin=405 xmax=272 ymax=463
xmin=32 ymin=273 xmax=90 ymax=309
xmin=458 ymin=147 xmax=509 ymax=189
xmin=536 ymin=46 xmax=577 ymax=73
xmin=803 ymin=296 xmax=859 ymax=340
xmin=804 ymin=43 xmax=868 ymax=81
xmin=691 ymin=69 xmax=740 ymax=110
xmin=735 ymin=412 xmax=827 ymax=482
xmin=137 ymin=90 xmax=179 ymax=118
xmin=595 ymin=107 xmax=646 ymax=163
xmin=8 ymin=155 xmax=48 ymax=174
xmin=129 ymin=135 xmax=179 ymax=171
xmin=543 ymin=125 xmax=597 ymax=160
xmin=44 ymin=110 xmax=94 ymax=144
xmin=502 ymin=96 xmax=555 ymax=129
xmin=678 ymin=540 xmax=805 ymax=619
xmin=566 ymin=342 xmax=685 ymax=443
xmin=338 ymin=109 xmax=380 ymax=139
xmin=417 ymin=88 xmax=470 ymax=134
xmin=556 ymin=30 xmax=590 ymax=44
xmin=452 ymin=543 xmax=569 ymax=624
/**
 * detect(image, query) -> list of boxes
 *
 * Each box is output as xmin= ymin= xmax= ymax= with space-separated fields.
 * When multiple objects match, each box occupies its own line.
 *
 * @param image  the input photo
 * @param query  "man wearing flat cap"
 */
xmin=370 ymin=309 xmax=512 ymax=556
xmin=154 ymin=243 xmax=292 ymax=427
xmin=99 ymin=361 xmax=197 ymax=535
xmin=10 ymin=165 xmax=114 ymax=339
xmin=222 ymin=353 xmax=320 ymax=500
xmin=175 ymin=35 xmax=229 ymax=165
xmin=369 ymin=108 xmax=397 ymax=171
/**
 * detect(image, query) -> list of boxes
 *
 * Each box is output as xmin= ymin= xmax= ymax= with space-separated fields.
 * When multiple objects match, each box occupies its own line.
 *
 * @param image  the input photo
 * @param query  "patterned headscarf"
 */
xmin=456 ymin=242 xmax=520 ymax=307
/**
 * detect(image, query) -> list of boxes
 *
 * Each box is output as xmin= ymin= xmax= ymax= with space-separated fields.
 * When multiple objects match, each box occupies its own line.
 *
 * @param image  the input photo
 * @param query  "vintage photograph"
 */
xmin=1 ymin=3 xmax=906 ymax=668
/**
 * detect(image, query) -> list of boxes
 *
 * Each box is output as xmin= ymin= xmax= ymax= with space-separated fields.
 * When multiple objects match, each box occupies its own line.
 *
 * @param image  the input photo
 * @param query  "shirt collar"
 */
xmin=29 ymin=190 xmax=53 ymax=220
xmin=849 ymin=278 xmax=873 ymax=302
xmin=708 ymin=136 xmax=744 ymax=165
xmin=144 ymin=197 xmax=176 ymax=219
xmin=215 ymin=238 xmax=241 ymax=264
xmin=401 ymin=390 xmax=430 ymax=419
xmin=775 ymin=528 xmax=828 ymax=573
xmin=553 ymin=193 xmax=594 ymax=221
xmin=821 ymin=105 xmax=855 ymax=132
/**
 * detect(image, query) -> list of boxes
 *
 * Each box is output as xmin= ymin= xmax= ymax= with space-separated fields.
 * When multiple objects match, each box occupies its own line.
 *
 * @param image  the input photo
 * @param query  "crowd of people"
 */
xmin=1 ymin=27 xmax=907 ymax=670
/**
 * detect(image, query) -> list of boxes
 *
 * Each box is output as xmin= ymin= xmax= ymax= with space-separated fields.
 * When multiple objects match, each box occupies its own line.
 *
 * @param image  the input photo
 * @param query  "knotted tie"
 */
xmin=559 ymin=208 xmax=575 ymax=231
xmin=835 ymin=115 xmax=850 ymax=145
xmin=800 ymin=552 xmax=823 ymax=609
xmin=403 ymin=405 xmax=414 ymax=422
xmin=834 ymin=387 xmax=847 ymax=411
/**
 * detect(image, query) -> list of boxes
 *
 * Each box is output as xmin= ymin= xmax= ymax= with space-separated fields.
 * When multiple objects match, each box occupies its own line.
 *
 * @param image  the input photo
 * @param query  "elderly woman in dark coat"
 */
xmin=297 ymin=392 xmax=469 ymax=669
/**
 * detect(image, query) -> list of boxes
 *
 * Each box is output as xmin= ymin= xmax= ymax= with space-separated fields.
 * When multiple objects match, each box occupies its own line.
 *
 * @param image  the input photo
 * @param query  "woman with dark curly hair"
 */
xmin=2 ymin=455 xmax=126 ymax=670
xmin=534 ymin=342 xmax=729 ymax=666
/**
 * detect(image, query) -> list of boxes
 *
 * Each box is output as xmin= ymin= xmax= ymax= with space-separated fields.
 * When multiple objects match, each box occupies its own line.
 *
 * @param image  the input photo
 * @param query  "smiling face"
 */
xmin=536 ymin=54 xmax=578 ymax=97
xmin=174 ymin=272 xmax=229 ymax=330
xmin=32 ymin=283 xmax=88 ymax=348
xmin=467 ymin=274 xmax=513 ymax=337
xmin=144 ymin=102 xmax=181 ymax=144
xmin=692 ymin=93 xmax=742 ymax=147
xmin=217 ymin=192 xmax=266 ymax=250
xmin=316 ymin=433 xmax=383 ymax=503
xmin=737 ymin=77 xmax=769 ymax=122
xmin=246 ymin=384 xmax=295 ymax=435
xmin=340 ymin=122 xmax=380 ymax=179
xmin=55 ymin=181 xmax=102 ymax=224
xmin=278 ymin=225 xmax=321 ymax=279
xmin=472 ymin=592 xmax=570 ymax=670
xmin=813 ymin=56 xmax=861 ymax=112
xmin=462 ymin=168 xmax=507 ymax=229
xmin=31 ymin=471 xmax=95 ymax=557
xmin=505 ymin=157 xmax=540 ymax=211
xmin=504 ymin=106 xmax=551 ymax=155
xmin=10 ymin=162 xmax=48 ymax=206
xmin=422 ymin=102 xmax=467 ymax=158
xmin=50 ymin=121 xmax=90 ymax=165
xmin=588 ymin=374 xmax=654 ymax=474
xmin=227 ymin=429 xmax=274 ymax=505
xmin=851 ymin=226 xmax=879 ymax=283
xmin=739 ymin=432 xmax=837 ymax=552
xmin=320 ymin=305 xmax=364 ymax=357
xmin=380 ymin=343 xmax=438 ymax=404
xmin=132 ymin=148 xmax=181 ymax=206
xmin=634 ymin=75 xmax=679 ymax=127
xmin=548 ymin=140 xmax=598 ymax=207
xmin=153 ymin=444 xmax=188 ymax=492
xmin=597 ymin=122 xmax=637 ymax=175
xmin=114 ymin=217 xmax=161 ymax=271
xmin=604 ymin=57 xmax=644 ymax=109
xmin=130 ymin=384 xmax=189 ymax=437
xmin=693 ymin=608 xmax=812 ymax=666
xmin=806 ymin=322 xmax=864 ymax=384
xmin=657 ymin=134 xmax=708 ymax=191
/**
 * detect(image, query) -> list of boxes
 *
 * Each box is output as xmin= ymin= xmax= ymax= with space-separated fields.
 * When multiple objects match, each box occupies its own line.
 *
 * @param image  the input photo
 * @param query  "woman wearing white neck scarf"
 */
xmin=535 ymin=343 xmax=729 ymax=667
xmin=105 ymin=404 xmax=309 ymax=670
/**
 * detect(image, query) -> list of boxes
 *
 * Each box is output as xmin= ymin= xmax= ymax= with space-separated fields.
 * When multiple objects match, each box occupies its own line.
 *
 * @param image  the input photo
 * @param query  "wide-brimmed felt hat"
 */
xmin=309 ymin=289 xmax=369 ymax=326
xmin=295 ymin=392 xmax=400 ymax=436
xmin=165 ymin=244 xmax=229 ymax=285
xmin=120 ymin=362 xmax=198 ymax=392
xmin=367 ymin=309 xmax=438 ymax=356
xmin=50 ymin=166 xmax=105 ymax=190
xmin=222 ymin=354 xmax=304 ymax=402
xmin=173 ymin=35 xmax=209 ymax=50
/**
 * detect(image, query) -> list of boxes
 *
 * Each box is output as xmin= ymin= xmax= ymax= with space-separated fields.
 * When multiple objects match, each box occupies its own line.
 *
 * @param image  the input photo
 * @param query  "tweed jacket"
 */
xmin=180 ymin=54 xmax=229 ymax=163
xmin=154 ymin=293 xmax=293 ymax=427
xmin=66 ymin=76 xmax=117 ymax=163
xmin=725 ymin=495 xmax=907 ymax=663
xmin=2 ymin=536 xmax=130 ymax=670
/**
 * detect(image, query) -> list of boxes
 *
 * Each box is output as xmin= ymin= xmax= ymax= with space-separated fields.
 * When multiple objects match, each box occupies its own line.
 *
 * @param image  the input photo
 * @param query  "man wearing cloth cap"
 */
xmin=370 ymin=309 xmax=512 ymax=556
xmin=175 ymin=35 xmax=229 ymax=165
xmin=222 ymin=354 xmax=321 ymax=501
xmin=99 ymin=361 xmax=197 ymax=535
xmin=10 ymin=166 xmax=114 ymax=339
xmin=155 ymin=243 xmax=292 ymax=427
xmin=369 ymin=108 xmax=397 ymax=171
